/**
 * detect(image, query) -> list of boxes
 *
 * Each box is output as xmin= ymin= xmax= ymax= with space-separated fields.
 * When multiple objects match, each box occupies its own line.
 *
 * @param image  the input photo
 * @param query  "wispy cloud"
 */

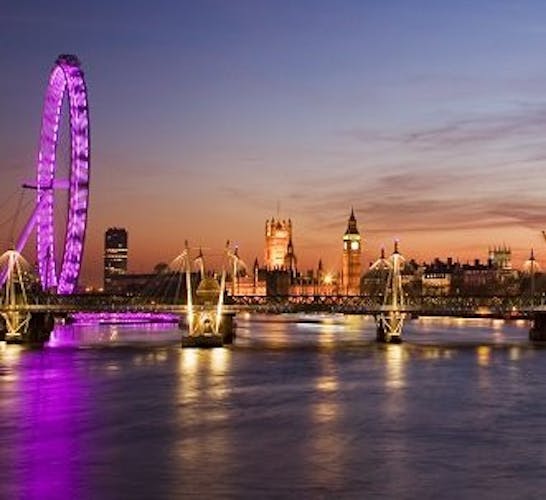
xmin=345 ymin=103 xmax=546 ymax=154
xmin=408 ymin=105 xmax=546 ymax=151
xmin=278 ymin=165 xmax=546 ymax=235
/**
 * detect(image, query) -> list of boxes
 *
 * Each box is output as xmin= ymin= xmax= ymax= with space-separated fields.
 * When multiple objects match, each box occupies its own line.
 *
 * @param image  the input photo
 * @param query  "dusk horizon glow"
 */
xmin=2 ymin=1 xmax=546 ymax=286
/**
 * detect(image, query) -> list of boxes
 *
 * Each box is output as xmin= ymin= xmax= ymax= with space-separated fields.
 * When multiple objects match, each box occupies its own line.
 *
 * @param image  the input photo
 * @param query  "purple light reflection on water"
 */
xmin=2 ymin=318 xmax=545 ymax=498
xmin=47 ymin=322 xmax=182 ymax=347
xmin=2 ymin=345 xmax=88 ymax=499
xmin=0 ymin=324 xmax=184 ymax=498
xmin=70 ymin=311 xmax=179 ymax=325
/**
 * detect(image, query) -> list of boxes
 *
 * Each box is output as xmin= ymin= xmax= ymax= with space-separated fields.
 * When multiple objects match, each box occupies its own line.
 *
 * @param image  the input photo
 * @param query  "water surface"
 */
xmin=0 ymin=315 xmax=545 ymax=499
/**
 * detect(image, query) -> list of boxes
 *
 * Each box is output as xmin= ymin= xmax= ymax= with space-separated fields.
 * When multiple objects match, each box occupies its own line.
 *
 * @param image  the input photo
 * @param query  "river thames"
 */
xmin=1 ymin=315 xmax=545 ymax=499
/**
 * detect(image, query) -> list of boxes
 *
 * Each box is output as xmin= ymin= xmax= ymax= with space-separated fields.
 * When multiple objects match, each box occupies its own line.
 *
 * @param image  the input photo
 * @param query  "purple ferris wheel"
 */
xmin=6 ymin=55 xmax=91 ymax=294
xmin=36 ymin=55 xmax=90 ymax=294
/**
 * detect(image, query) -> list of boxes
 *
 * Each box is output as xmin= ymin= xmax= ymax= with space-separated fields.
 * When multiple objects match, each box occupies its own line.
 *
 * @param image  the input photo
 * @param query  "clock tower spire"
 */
xmin=342 ymin=208 xmax=362 ymax=295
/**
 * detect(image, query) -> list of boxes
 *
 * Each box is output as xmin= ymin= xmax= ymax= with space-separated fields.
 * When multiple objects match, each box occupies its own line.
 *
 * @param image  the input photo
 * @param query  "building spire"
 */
xmin=342 ymin=208 xmax=362 ymax=295
xmin=345 ymin=208 xmax=359 ymax=235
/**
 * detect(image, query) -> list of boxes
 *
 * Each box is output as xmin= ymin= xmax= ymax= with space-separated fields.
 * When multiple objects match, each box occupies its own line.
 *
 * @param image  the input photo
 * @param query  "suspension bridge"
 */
xmin=1 ymin=54 xmax=546 ymax=345
xmin=1 ymin=237 xmax=541 ymax=344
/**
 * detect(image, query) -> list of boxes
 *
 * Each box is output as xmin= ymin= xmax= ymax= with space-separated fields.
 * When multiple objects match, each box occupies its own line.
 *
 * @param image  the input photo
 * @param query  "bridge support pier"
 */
xmin=530 ymin=312 xmax=546 ymax=341
xmin=374 ymin=242 xmax=406 ymax=344
xmin=220 ymin=312 xmax=236 ymax=344
xmin=179 ymin=312 xmax=236 ymax=347
xmin=376 ymin=312 xmax=403 ymax=344
xmin=0 ymin=312 xmax=54 ymax=344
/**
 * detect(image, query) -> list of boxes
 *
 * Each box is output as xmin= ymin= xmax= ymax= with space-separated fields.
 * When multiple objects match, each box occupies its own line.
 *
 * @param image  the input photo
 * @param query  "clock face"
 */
xmin=350 ymin=240 xmax=359 ymax=251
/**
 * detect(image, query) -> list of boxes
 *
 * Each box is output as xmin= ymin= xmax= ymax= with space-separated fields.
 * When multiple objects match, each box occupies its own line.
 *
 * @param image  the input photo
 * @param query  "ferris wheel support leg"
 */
xmin=14 ymin=198 xmax=46 ymax=255
xmin=0 ymin=199 xmax=45 ymax=288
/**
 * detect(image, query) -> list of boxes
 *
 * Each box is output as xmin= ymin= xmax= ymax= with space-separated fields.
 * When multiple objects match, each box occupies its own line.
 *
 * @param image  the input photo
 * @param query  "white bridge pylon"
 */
xmin=0 ymin=250 xmax=32 ymax=340
xmin=375 ymin=241 xmax=406 ymax=343
xmin=225 ymin=240 xmax=247 ymax=296
xmin=175 ymin=241 xmax=232 ymax=336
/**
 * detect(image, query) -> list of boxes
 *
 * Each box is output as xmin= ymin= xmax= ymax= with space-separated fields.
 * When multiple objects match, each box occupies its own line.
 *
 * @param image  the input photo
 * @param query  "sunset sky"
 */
xmin=2 ymin=1 xmax=546 ymax=285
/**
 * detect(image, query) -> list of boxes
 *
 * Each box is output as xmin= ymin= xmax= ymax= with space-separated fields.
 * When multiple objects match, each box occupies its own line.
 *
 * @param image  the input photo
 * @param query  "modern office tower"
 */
xmin=341 ymin=209 xmax=362 ymax=295
xmin=104 ymin=227 xmax=128 ymax=291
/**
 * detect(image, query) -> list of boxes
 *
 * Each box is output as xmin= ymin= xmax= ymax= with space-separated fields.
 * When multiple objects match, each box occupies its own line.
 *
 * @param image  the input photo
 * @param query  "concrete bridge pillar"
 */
xmin=219 ymin=312 xmax=236 ymax=344
xmin=376 ymin=311 xmax=403 ymax=344
xmin=0 ymin=312 xmax=54 ymax=343
xmin=178 ymin=311 xmax=236 ymax=347
xmin=530 ymin=312 xmax=546 ymax=341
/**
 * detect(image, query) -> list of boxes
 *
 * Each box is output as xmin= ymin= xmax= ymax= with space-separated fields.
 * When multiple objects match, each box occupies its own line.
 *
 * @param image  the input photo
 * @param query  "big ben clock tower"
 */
xmin=342 ymin=209 xmax=362 ymax=295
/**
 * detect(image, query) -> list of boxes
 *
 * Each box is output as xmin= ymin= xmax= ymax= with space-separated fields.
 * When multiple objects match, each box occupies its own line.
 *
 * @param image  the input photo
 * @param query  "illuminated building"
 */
xmin=489 ymin=245 xmax=512 ymax=270
xmin=488 ymin=245 xmax=518 ymax=289
xmin=341 ymin=209 xmax=362 ymax=295
xmin=229 ymin=258 xmax=267 ymax=296
xmin=422 ymin=257 xmax=456 ymax=296
xmin=265 ymin=218 xmax=296 ymax=271
xmin=104 ymin=227 xmax=128 ymax=291
xmin=284 ymin=237 xmax=297 ymax=277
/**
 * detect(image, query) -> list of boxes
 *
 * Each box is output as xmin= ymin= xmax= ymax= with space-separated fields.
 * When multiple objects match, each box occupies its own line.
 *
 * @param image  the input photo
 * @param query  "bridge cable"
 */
xmin=8 ymin=190 xmax=27 ymax=248
xmin=0 ymin=188 xmax=21 ymax=213
xmin=0 ymin=191 xmax=32 ymax=230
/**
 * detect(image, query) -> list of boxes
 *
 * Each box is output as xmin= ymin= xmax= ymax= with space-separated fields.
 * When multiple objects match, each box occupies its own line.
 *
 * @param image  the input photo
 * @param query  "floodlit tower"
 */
xmin=341 ymin=209 xmax=362 ymax=295
xmin=284 ymin=237 xmax=297 ymax=277
xmin=265 ymin=218 xmax=292 ymax=270
xmin=317 ymin=259 xmax=324 ymax=284
xmin=489 ymin=244 xmax=512 ymax=270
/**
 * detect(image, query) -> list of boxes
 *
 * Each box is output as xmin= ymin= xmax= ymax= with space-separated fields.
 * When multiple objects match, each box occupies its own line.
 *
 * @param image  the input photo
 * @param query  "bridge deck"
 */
xmin=0 ymin=294 xmax=539 ymax=318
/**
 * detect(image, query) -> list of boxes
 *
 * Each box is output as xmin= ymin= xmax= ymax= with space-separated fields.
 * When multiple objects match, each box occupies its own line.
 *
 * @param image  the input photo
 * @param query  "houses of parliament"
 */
xmin=235 ymin=210 xmax=363 ymax=296
xmin=102 ymin=208 xmax=534 ymax=298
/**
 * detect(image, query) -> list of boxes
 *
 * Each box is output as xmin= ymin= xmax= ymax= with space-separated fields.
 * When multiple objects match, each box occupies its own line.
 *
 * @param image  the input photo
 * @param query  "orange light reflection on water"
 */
xmin=477 ymin=345 xmax=491 ymax=367
xmin=0 ymin=342 xmax=22 ymax=382
xmin=175 ymin=347 xmax=233 ymax=478
xmin=385 ymin=344 xmax=406 ymax=390
xmin=307 ymin=354 xmax=344 ymax=488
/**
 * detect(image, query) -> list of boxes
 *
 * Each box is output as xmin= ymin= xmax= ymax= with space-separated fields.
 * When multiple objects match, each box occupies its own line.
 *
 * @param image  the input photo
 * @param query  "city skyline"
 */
xmin=3 ymin=4 xmax=546 ymax=497
xmin=2 ymin=2 xmax=546 ymax=285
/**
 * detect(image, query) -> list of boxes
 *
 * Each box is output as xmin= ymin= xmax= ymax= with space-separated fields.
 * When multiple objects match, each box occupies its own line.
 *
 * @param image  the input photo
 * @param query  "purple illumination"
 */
xmin=70 ymin=312 xmax=179 ymax=325
xmin=37 ymin=55 xmax=90 ymax=295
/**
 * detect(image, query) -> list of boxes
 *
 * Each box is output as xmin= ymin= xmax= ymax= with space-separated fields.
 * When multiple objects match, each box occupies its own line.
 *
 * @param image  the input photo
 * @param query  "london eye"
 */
xmin=2 ymin=55 xmax=90 ymax=294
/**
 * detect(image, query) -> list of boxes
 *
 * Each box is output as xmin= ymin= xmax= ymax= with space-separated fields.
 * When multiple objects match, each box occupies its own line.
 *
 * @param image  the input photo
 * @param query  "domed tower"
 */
xmin=342 ymin=209 xmax=362 ymax=295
